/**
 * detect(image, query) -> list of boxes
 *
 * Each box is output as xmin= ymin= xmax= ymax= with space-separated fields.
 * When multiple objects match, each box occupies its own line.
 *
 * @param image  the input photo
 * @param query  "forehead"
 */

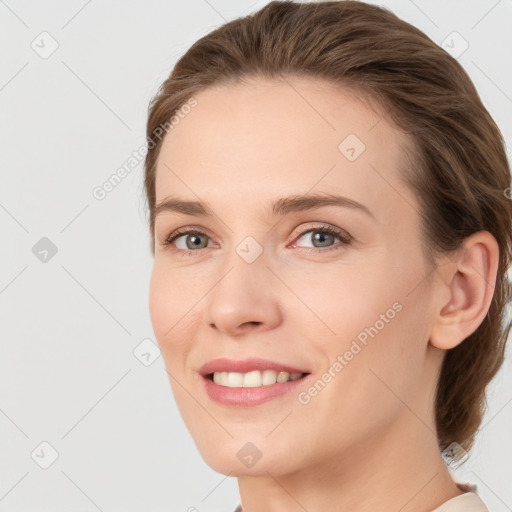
xmin=154 ymin=76 xmax=416 ymax=222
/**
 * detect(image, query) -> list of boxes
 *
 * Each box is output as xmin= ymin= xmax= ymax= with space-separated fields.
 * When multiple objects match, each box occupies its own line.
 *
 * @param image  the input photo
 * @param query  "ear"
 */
xmin=429 ymin=231 xmax=500 ymax=350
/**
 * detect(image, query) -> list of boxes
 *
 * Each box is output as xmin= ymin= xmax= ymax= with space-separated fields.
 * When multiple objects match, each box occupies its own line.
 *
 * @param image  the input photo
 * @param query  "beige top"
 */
xmin=233 ymin=482 xmax=489 ymax=511
xmin=431 ymin=482 xmax=489 ymax=512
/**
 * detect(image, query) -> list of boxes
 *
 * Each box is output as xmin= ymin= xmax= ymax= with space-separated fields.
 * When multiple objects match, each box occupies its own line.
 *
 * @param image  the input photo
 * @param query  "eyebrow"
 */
xmin=154 ymin=192 xmax=375 ymax=221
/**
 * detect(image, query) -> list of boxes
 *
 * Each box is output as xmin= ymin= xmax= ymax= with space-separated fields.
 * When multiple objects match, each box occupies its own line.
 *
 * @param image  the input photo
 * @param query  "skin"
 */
xmin=148 ymin=76 xmax=499 ymax=512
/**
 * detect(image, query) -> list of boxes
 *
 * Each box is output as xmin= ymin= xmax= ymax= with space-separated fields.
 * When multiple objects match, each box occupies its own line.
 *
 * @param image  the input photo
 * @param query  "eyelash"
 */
xmin=161 ymin=224 xmax=351 ymax=256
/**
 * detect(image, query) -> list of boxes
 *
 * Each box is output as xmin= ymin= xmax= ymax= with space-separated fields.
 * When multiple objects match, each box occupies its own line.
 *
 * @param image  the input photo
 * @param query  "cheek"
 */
xmin=293 ymin=292 xmax=428 ymax=453
xmin=148 ymin=264 xmax=171 ymax=341
xmin=286 ymin=260 xmax=401 ymax=343
xmin=148 ymin=262 xmax=196 ymax=364
xmin=297 ymin=252 xmax=430 ymax=391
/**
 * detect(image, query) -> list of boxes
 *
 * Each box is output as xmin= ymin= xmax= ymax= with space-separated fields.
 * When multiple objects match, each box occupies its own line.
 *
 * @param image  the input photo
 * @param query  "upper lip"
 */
xmin=198 ymin=357 xmax=310 ymax=377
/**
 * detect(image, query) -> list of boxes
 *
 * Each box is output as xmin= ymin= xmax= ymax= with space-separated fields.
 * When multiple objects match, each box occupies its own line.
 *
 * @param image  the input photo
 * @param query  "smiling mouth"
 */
xmin=206 ymin=370 xmax=311 ymax=388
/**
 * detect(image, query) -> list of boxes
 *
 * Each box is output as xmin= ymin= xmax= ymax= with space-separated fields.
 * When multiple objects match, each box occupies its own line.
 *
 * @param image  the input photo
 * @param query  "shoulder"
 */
xmin=432 ymin=490 xmax=489 ymax=512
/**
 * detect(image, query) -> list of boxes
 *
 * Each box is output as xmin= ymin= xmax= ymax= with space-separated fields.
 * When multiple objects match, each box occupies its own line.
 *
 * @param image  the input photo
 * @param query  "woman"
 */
xmin=143 ymin=1 xmax=512 ymax=510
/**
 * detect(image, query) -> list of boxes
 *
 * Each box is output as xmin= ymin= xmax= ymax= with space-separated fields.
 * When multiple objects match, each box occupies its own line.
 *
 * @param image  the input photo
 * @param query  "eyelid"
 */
xmin=289 ymin=222 xmax=351 ymax=244
xmin=161 ymin=225 xmax=217 ymax=250
xmin=161 ymin=222 xmax=352 ymax=255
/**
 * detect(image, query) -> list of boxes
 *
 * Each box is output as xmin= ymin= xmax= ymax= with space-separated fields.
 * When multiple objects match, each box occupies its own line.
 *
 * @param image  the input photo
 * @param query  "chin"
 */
xmin=191 ymin=434 xmax=290 ymax=476
xmin=200 ymin=451 xmax=285 ymax=477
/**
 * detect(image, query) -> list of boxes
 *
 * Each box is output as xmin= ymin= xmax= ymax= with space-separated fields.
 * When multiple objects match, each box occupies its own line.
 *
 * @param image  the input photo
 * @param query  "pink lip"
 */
xmin=198 ymin=357 xmax=312 ymax=407
xmin=198 ymin=357 xmax=309 ymax=376
xmin=202 ymin=374 xmax=311 ymax=407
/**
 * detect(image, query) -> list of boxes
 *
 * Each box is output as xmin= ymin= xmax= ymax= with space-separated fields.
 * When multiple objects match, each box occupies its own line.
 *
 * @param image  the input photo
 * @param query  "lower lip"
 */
xmin=202 ymin=374 xmax=311 ymax=407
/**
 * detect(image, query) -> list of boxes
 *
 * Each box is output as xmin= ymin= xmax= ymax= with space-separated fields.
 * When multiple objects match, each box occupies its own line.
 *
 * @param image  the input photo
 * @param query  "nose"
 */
xmin=203 ymin=251 xmax=283 ymax=337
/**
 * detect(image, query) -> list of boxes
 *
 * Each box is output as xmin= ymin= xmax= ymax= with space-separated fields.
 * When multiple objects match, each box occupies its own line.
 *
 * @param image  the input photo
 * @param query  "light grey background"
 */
xmin=1 ymin=0 xmax=511 ymax=511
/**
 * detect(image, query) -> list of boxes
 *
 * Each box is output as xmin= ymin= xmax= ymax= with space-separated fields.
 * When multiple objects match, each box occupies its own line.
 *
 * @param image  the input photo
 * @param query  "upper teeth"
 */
xmin=212 ymin=370 xmax=303 ymax=387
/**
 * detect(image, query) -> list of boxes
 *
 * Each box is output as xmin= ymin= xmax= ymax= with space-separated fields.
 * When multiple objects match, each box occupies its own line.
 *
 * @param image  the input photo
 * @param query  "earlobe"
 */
xmin=429 ymin=231 xmax=499 ymax=351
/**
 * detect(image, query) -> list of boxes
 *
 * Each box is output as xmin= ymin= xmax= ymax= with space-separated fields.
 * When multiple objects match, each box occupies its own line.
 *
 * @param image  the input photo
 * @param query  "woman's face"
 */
xmin=149 ymin=76 xmax=442 ymax=476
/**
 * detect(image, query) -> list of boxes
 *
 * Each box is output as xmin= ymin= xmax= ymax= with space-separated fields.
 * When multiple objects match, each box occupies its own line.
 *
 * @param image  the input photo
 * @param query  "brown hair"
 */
xmin=143 ymin=0 xmax=512 ymax=459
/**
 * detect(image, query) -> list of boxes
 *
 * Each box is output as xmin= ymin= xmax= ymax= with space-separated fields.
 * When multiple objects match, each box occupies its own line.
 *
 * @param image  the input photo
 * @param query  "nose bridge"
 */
xmin=218 ymin=217 xmax=273 ymax=278
xmin=202 ymin=234 xmax=282 ymax=334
